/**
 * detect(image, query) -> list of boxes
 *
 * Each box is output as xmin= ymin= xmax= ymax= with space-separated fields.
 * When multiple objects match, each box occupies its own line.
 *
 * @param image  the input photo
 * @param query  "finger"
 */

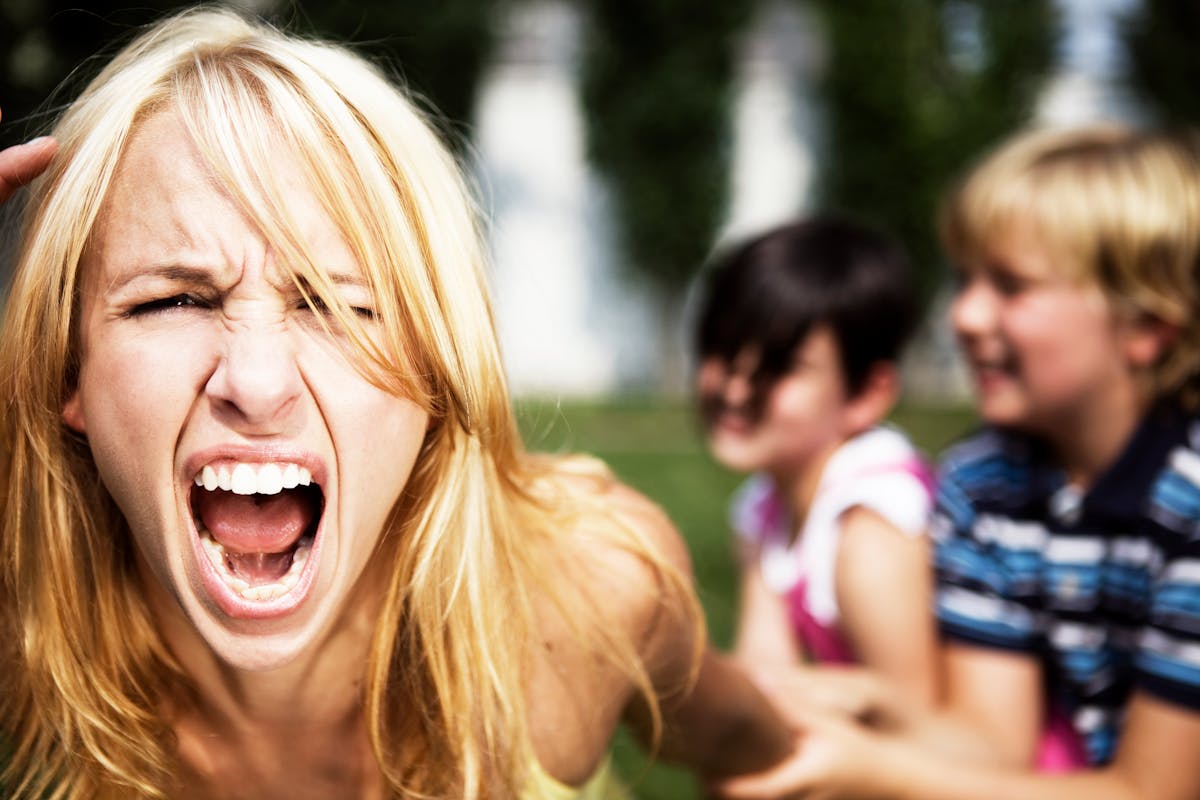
xmin=754 ymin=673 xmax=860 ymax=730
xmin=0 ymin=137 xmax=58 ymax=202
xmin=709 ymin=749 xmax=813 ymax=800
xmin=0 ymin=137 xmax=58 ymax=190
xmin=767 ymin=667 xmax=891 ymax=726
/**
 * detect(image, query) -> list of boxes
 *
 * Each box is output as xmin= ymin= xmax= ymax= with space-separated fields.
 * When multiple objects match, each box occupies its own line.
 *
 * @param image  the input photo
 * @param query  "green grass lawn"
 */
xmin=515 ymin=396 xmax=978 ymax=798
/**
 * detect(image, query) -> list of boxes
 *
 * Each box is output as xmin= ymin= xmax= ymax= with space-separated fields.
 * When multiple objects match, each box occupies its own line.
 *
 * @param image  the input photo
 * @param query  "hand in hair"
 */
xmin=0 ymin=109 xmax=56 ymax=203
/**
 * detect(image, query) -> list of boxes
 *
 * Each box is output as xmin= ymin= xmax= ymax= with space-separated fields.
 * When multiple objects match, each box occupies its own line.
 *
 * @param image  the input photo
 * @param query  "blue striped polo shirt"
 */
xmin=934 ymin=404 xmax=1200 ymax=765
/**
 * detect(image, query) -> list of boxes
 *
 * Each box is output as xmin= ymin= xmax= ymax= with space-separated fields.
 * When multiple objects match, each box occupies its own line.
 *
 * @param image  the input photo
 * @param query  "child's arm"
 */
xmin=940 ymin=642 xmax=1043 ymax=765
xmin=713 ymin=689 xmax=1200 ymax=800
xmin=733 ymin=560 xmax=804 ymax=672
xmin=712 ymin=553 xmax=1200 ymax=800
xmin=834 ymin=506 xmax=939 ymax=706
xmin=727 ymin=480 xmax=805 ymax=672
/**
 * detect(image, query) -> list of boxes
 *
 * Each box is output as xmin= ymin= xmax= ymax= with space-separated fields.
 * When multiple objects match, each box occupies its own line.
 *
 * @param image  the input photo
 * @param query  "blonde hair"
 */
xmin=939 ymin=123 xmax=1200 ymax=407
xmin=0 ymin=8 xmax=697 ymax=798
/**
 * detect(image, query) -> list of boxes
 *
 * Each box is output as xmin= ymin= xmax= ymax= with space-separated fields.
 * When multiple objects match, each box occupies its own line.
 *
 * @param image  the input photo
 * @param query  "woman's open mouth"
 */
xmin=189 ymin=461 xmax=324 ymax=617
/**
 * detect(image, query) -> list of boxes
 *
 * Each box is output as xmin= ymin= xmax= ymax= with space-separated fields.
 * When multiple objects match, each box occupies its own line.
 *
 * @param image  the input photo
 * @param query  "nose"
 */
xmin=205 ymin=323 xmax=303 ymax=432
xmin=950 ymin=275 xmax=997 ymax=341
xmin=722 ymin=370 xmax=754 ymax=408
xmin=697 ymin=357 xmax=753 ymax=410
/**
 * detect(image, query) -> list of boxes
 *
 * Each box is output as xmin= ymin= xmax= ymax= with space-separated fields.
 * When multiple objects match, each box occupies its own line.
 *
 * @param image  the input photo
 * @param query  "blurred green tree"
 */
xmin=0 ymin=1 xmax=498 ymax=151
xmin=0 ymin=1 xmax=196 ymax=146
xmin=1121 ymin=0 xmax=1200 ymax=125
xmin=577 ymin=0 xmax=755 ymax=389
xmin=811 ymin=0 xmax=1056 ymax=302
xmin=295 ymin=0 xmax=503 ymax=150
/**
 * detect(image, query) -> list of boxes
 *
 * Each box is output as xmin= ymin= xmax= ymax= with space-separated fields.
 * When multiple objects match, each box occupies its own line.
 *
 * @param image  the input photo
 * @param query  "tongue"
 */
xmin=226 ymin=550 xmax=295 ymax=584
xmin=195 ymin=488 xmax=318 ymax=554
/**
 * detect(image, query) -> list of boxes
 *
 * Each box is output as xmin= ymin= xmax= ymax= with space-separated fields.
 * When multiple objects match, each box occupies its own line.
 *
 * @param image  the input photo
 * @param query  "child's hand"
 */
xmin=709 ymin=664 xmax=935 ymax=798
xmin=751 ymin=663 xmax=918 ymax=734
xmin=0 ymin=107 xmax=56 ymax=203
xmin=710 ymin=700 xmax=901 ymax=800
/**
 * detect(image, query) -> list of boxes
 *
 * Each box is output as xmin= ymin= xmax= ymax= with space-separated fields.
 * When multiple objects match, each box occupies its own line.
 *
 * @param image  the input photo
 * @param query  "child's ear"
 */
xmin=1123 ymin=314 xmax=1180 ymax=369
xmin=844 ymin=361 xmax=900 ymax=435
xmin=63 ymin=390 xmax=87 ymax=434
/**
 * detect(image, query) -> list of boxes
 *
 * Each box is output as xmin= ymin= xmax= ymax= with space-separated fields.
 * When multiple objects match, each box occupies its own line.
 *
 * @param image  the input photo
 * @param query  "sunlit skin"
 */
xmin=64 ymin=109 xmax=429 ymax=673
xmin=950 ymin=217 xmax=1151 ymax=485
xmin=0 ymin=138 xmax=55 ymax=202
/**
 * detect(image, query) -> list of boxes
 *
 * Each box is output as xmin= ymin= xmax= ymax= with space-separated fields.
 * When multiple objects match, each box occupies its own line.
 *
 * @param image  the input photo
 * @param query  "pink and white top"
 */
xmin=730 ymin=426 xmax=935 ymax=663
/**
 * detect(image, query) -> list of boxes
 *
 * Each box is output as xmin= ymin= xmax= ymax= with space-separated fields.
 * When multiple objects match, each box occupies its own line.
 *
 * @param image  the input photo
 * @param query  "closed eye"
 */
xmin=300 ymin=294 xmax=377 ymax=320
xmin=990 ymin=270 xmax=1030 ymax=297
xmin=126 ymin=293 xmax=209 ymax=317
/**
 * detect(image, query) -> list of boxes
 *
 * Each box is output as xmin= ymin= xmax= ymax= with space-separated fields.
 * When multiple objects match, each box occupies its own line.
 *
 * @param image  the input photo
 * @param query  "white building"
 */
xmin=476 ymin=0 xmax=1140 ymax=399
xmin=477 ymin=0 xmax=822 ymax=397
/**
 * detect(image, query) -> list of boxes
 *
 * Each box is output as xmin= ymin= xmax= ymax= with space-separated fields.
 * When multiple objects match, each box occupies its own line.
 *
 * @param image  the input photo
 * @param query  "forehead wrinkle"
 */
xmin=266 ymin=259 xmax=371 ymax=302
xmin=111 ymin=110 xmax=372 ymax=303
xmin=92 ymin=144 xmax=243 ymax=288
xmin=215 ymin=163 xmax=370 ymax=298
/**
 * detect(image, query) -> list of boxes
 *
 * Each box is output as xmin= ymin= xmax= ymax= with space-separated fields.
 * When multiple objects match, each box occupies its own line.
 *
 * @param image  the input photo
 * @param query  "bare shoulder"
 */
xmin=582 ymin=473 xmax=693 ymax=581
xmin=572 ymin=472 xmax=703 ymax=696
xmin=523 ymin=466 xmax=702 ymax=783
xmin=538 ymin=468 xmax=697 ymax=647
xmin=837 ymin=505 xmax=929 ymax=579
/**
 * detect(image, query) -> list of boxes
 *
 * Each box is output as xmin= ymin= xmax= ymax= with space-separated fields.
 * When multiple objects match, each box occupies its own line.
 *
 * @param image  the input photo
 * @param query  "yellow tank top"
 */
xmin=521 ymin=755 xmax=631 ymax=800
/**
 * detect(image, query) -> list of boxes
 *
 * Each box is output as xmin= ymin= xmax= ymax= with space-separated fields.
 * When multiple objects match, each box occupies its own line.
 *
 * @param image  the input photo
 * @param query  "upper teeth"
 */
xmin=193 ymin=462 xmax=313 ymax=495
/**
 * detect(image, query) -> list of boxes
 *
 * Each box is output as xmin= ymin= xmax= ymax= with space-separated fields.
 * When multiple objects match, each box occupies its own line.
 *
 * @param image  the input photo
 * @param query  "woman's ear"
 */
xmin=843 ymin=361 xmax=900 ymax=436
xmin=63 ymin=390 xmax=87 ymax=434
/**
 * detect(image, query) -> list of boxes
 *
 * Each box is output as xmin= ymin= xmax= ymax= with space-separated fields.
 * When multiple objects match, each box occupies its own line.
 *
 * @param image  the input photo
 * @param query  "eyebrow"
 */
xmin=106 ymin=263 xmax=370 ymax=293
xmin=295 ymin=271 xmax=371 ymax=290
xmin=104 ymin=264 xmax=216 ymax=294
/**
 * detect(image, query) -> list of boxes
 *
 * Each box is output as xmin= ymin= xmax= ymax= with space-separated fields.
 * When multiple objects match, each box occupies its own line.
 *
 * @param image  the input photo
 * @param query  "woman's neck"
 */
xmin=132 ymin=553 xmax=392 ymax=794
xmin=161 ymin=589 xmax=388 ymax=800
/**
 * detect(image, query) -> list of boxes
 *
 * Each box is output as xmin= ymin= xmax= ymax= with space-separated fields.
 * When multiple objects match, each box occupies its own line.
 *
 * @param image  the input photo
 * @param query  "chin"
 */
xmin=977 ymin=407 xmax=1039 ymax=434
xmin=708 ymin=441 xmax=763 ymax=474
xmin=154 ymin=532 xmax=347 ymax=673
xmin=182 ymin=585 xmax=337 ymax=672
xmin=213 ymin=630 xmax=320 ymax=672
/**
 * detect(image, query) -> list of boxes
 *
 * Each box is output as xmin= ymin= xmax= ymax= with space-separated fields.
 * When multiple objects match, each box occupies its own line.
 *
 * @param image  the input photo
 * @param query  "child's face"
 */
xmin=951 ymin=219 xmax=1138 ymax=436
xmin=698 ymin=325 xmax=853 ymax=477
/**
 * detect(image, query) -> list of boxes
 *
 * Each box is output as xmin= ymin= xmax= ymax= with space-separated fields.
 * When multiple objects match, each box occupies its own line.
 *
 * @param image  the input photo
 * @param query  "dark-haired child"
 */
xmin=694 ymin=215 xmax=937 ymax=705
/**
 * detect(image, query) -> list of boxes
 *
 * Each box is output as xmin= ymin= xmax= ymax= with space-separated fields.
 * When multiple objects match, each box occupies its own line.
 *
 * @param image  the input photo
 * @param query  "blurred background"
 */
xmin=2 ymin=1 xmax=1197 ymax=795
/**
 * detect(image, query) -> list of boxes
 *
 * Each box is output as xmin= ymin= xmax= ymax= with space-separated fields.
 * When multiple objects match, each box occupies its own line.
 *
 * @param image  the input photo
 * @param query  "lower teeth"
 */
xmin=199 ymin=532 xmax=311 ymax=601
